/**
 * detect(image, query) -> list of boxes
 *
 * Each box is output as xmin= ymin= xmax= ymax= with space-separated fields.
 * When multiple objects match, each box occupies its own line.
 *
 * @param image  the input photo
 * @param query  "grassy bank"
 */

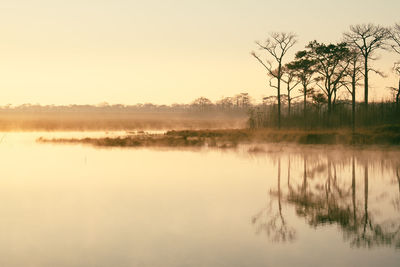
xmin=37 ymin=125 xmax=400 ymax=148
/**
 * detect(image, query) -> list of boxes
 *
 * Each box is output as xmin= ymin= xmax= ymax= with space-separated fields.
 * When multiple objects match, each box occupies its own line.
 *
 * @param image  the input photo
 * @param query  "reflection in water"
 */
xmin=252 ymin=158 xmax=296 ymax=242
xmin=254 ymin=150 xmax=400 ymax=249
xmin=395 ymin=168 xmax=400 ymax=212
xmin=1 ymin=133 xmax=399 ymax=266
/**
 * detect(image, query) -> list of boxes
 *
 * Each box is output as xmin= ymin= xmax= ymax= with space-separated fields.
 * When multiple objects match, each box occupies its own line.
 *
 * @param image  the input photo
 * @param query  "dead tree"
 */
xmin=252 ymin=32 xmax=297 ymax=129
xmin=390 ymin=24 xmax=400 ymax=110
xmin=388 ymin=63 xmax=400 ymax=110
xmin=342 ymin=49 xmax=363 ymax=132
xmin=391 ymin=23 xmax=400 ymax=54
xmin=343 ymin=24 xmax=391 ymax=109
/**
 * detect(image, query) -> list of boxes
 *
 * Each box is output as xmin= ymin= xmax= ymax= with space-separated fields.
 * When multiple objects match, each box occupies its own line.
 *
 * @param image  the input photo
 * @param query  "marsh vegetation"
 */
xmin=37 ymin=124 xmax=400 ymax=148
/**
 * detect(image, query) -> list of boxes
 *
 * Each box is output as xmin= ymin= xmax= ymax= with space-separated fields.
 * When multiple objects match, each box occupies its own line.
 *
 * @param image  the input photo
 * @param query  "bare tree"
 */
xmin=342 ymin=49 xmax=363 ymax=132
xmin=251 ymin=32 xmax=297 ymax=129
xmin=390 ymin=23 xmax=400 ymax=110
xmin=391 ymin=23 xmax=400 ymax=54
xmin=388 ymin=63 xmax=400 ymax=110
xmin=343 ymin=24 xmax=391 ymax=108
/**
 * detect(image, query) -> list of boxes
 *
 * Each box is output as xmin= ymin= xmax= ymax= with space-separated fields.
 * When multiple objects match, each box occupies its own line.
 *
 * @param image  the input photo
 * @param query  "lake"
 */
xmin=0 ymin=132 xmax=399 ymax=267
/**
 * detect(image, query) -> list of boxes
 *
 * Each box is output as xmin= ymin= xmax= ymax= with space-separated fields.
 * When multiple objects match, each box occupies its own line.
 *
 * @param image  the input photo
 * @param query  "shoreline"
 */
xmin=36 ymin=126 xmax=400 ymax=148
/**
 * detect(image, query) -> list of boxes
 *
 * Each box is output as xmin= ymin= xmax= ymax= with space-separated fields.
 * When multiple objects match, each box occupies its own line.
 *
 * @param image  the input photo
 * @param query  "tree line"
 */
xmin=0 ymin=93 xmax=251 ymax=115
xmin=250 ymin=23 xmax=400 ymax=130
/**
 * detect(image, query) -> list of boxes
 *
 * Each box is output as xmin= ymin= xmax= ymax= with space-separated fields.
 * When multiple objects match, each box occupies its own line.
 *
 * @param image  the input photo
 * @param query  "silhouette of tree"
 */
xmin=391 ymin=23 xmax=400 ymax=54
xmin=305 ymin=41 xmax=351 ymax=115
xmin=311 ymin=92 xmax=327 ymax=114
xmin=281 ymin=66 xmax=301 ymax=116
xmin=389 ymin=23 xmax=400 ymax=109
xmin=341 ymin=49 xmax=364 ymax=132
xmin=388 ymin=63 xmax=400 ymax=110
xmin=216 ymin=97 xmax=234 ymax=111
xmin=233 ymin=93 xmax=251 ymax=110
xmin=344 ymin=24 xmax=391 ymax=109
xmin=251 ymin=32 xmax=297 ymax=129
xmin=192 ymin=97 xmax=213 ymax=112
xmin=286 ymin=51 xmax=316 ymax=125
xmin=262 ymin=96 xmax=278 ymax=106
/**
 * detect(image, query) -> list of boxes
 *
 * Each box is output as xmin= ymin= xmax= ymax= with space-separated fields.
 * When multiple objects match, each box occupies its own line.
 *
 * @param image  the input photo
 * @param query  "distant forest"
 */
xmin=0 ymin=93 xmax=251 ymax=115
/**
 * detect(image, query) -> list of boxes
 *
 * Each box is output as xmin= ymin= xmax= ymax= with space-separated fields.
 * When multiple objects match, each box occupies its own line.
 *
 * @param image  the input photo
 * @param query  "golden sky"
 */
xmin=0 ymin=0 xmax=399 ymax=105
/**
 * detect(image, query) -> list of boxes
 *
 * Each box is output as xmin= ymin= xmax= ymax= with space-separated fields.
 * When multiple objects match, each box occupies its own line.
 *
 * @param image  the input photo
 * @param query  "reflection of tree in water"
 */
xmin=288 ymin=157 xmax=352 ymax=228
xmin=344 ymin=162 xmax=400 ymax=248
xmin=254 ymin=151 xmax=400 ymax=249
xmin=252 ymin=158 xmax=296 ymax=242
xmin=393 ymin=167 xmax=400 ymax=212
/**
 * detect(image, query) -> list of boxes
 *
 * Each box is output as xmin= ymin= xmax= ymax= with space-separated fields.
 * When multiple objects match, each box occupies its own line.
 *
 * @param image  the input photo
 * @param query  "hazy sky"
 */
xmin=0 ymin=0 xmax=399 ymax=105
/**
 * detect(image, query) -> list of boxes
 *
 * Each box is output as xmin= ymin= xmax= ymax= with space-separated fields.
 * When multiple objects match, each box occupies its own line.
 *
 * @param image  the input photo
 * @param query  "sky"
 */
xmin=0 ymin=0 xmax=399 ymax=105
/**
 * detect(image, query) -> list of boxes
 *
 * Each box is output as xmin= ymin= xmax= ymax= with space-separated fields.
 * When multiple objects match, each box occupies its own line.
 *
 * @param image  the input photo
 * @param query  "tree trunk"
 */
xmin=277 ymin=64 xmax=282 ymax=129
xmin=352 ymin=76 xmax=356 ymax=133
xmin=303 ymin=84 xmax=307 ymax=129
xmin=287 ymin=82 xmax=291 ymax=117
xmin=397 ymin=92 xmax=399 ymax=112
xmin=327 ymin=92 xmax=332 ymax=128
xmin=327 ymin=93 xmax=332 ymax=114
xmin=397 ymin=78 xmax=400 ymax=112
xmin=332 ymin=88 xmax=337 ymax=112
xmin=364 ymin=58 xmax=369 ymax=109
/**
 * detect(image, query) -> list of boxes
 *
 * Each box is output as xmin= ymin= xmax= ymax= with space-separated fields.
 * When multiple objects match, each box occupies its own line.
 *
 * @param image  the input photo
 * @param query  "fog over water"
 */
xmin=0 ymin=132 xmax=399 ymax=267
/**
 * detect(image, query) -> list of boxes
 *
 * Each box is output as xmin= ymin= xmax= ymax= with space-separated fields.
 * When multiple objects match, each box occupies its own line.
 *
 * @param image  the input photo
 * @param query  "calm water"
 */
xmin=0 ymin=132 xmax=399 ymax=267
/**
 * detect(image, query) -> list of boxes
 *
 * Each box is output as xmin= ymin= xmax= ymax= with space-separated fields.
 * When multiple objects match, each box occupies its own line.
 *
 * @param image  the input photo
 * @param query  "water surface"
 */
xmin=0 ymin=132 xmax=399 ymax=267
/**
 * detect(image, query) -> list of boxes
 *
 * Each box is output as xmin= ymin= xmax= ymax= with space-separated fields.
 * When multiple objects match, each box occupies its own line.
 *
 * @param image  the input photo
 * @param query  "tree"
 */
xmin=252 ymin=32 xmax=297 ymax=129
xmin=311 ymin=91 xmax=327 ymax=113
xmin=192 ymin=97 xmax=213 ymax=112
xmin=262 ymin=96 xmax=278 ymax=106
xmin=343 ymin=24 xmax=391 ymax=108
xmin=234 ymin=93 xmax=251 ymax=110
xmin=216 ymin=97 xmax=234 ymax=111
xmin=341 ymin=49 xmax=363 ymax=132
xmin=390 ymin=23 xmax=400 ymax=110
xmin=391 ymin=23 xmax=400 ymax=54
xmin=388 ymin=63 xmax=400 ymax=110
xmin=306 ymin=41 xmax=351 ymax=114
xmin=286 ymin=51 xmax=316 ymax=123
xmin=281 ymin=66 xmax=300 ymax=117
